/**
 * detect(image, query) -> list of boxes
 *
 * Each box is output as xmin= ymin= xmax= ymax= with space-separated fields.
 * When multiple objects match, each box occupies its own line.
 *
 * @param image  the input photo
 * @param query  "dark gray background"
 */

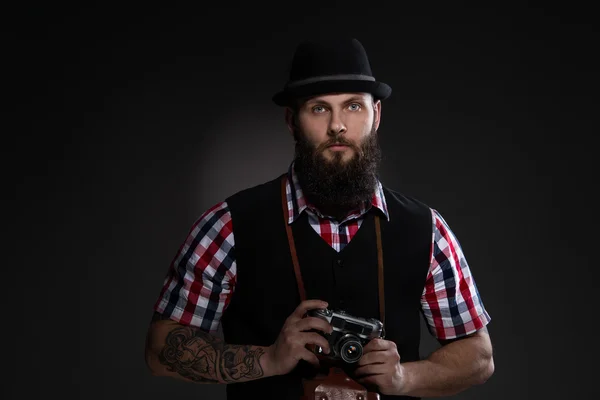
xmin=5 ymin=2 xmax=597 ymax=399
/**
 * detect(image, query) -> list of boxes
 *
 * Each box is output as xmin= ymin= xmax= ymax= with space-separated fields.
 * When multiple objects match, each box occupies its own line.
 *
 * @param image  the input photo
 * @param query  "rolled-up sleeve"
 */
xmin=153 ymin=201 xmax=236 ymax=333
xmin=421 ymin=209 xmax=491 ymax=340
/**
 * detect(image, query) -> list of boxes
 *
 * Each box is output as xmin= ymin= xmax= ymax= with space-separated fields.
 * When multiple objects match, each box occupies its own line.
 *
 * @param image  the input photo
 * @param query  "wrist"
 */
xmin=395 ymin=361 xmax=416 ymax=396
xmin=260 ymin=345 xmax=279 ymax=377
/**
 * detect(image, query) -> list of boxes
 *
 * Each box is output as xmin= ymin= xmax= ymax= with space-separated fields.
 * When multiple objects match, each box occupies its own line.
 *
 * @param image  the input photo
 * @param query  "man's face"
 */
xmin=289 ymin=93 xmax=381 ymax=165
xmin=285 ymin=92 xmax=383 ymax=220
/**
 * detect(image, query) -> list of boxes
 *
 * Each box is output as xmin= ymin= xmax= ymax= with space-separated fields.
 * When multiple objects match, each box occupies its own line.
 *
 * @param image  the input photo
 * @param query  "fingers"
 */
xmin=358 ymin=340 xmax=400 ymax=375
xmin=363 ymin=338 xmax=395 ymax=353
xmin=290 ymin=299 xmax=328 ymax=321
xmin=301 ymin=332 xmax=331 ymax=354
xmin=281 ymin=329 xmax=331 ymax=354
xmin=294 ymin=316 xmax=333 ymax=335
xmin=299 ymin=347 xmax=321 ymax=368
xmin=357 ymin=348 xmax=388 ymax=366
xmin=270 ymin=300 xmax=331 ymax=375
xmin=354 ymin=362 xmax=389 ymax=377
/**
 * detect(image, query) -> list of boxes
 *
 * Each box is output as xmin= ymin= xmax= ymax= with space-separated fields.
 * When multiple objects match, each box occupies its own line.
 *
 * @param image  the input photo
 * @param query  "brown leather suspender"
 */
xmin=374 ymin=213 xmax=385 ymax=328
xmin=280 ymin=176 xmax=385 ymax=327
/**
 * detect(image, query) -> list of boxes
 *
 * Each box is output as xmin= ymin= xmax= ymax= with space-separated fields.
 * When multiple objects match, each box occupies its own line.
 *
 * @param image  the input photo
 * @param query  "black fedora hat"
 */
xmin=272 ymin=37 xmax=392 ymax=107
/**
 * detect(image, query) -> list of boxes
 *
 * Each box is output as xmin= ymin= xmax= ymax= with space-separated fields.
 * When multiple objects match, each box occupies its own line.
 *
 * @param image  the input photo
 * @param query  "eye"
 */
xmin=348 ymin=103 xmax=361 ymax=111
xmin=312 ymin=105 xmax=326 ymax=113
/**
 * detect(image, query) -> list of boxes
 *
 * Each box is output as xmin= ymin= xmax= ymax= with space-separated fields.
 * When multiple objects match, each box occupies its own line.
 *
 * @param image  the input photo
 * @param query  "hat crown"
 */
xmin=272 ymin=37 xmax=391 ymax=106
xmin=288 ymin=38 xmax=374 ymax=82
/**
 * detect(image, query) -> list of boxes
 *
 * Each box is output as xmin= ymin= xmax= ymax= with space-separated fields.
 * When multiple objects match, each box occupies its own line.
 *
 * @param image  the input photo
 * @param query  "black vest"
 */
xmin=221 ymin=174 xmax=432 ymax=400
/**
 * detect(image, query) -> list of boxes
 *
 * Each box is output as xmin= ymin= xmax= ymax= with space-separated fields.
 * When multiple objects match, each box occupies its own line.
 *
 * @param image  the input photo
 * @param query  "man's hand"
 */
xmin=353 ymin=338 xmax=405 ymax=395
xmin=264 ymin=299 xmax=333 ymax=376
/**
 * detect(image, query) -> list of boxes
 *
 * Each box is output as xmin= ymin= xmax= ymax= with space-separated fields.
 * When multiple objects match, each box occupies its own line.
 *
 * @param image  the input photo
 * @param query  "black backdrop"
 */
xmin=5 ymin=2 xmax=597 ymax=399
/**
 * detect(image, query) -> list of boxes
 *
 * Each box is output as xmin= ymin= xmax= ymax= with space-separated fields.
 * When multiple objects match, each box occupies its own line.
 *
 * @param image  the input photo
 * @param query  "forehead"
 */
xmin=302 ymin=92 xmax=372 ymax=105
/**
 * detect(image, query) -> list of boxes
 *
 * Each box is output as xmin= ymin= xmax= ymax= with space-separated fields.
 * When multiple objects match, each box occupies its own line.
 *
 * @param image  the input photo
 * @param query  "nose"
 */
xmin=327 ymin=112 xmax=347 ymax=136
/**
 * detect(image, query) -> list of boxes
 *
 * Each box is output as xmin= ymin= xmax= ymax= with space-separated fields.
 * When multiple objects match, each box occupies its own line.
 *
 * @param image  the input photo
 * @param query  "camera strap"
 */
xmin=280 ymin=175 xmax=386 ymax=327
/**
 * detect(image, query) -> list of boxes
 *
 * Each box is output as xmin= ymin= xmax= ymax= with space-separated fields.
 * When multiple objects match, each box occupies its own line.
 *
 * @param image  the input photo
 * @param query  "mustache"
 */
xmin=317 ymin=137 xmax=359 ymax=152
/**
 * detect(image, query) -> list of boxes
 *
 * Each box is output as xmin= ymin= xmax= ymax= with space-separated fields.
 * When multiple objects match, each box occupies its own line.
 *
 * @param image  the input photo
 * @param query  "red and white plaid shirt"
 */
xmin=154 ymin=163 xmax=491 ymax=340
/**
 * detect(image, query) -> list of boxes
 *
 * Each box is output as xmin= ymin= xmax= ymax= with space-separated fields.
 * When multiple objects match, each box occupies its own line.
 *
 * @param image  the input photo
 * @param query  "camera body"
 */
xmin=306 ymin=308 xmax=384 ymax=364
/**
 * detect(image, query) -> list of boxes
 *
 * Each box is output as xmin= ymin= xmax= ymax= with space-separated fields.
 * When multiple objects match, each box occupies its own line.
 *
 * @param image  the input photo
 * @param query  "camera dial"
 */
xmin=316 ymin=308 xmax=332 ymax=317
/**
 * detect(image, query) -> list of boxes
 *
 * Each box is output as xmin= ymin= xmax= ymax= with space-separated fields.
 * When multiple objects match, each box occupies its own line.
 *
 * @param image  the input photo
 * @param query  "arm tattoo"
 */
xmin=158 ymin=323 xmax=266 ymax=383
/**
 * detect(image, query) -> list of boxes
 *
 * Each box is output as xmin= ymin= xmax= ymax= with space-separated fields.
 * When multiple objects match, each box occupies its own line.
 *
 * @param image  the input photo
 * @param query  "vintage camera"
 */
xmin=306 ymin=308 xmax=384 ymax=364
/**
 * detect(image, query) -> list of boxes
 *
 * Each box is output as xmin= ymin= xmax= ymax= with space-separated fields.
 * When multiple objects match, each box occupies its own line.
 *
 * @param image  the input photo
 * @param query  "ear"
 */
xmin=284 ymin=107 xmax=295 ymax=135
xmin=373 ymin=99 xmax=382 ymax=131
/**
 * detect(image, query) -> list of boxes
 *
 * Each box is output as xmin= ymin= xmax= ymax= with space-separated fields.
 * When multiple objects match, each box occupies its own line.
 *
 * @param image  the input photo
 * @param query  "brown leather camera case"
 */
xmin=301 ymin=367 xmax=380 ymax=400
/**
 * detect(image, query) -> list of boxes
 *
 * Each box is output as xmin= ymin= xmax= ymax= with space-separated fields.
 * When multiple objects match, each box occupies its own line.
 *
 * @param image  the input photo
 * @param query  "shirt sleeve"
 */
xmin=153 ymin=201 xmax=236 ymax=333
xmin=421 ymin=209 xmax=491 ymax=340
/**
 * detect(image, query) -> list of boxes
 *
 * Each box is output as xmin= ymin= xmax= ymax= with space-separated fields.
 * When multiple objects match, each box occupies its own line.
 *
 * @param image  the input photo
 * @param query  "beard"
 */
xmin=293 ymin=123 xmax=382 ymax=221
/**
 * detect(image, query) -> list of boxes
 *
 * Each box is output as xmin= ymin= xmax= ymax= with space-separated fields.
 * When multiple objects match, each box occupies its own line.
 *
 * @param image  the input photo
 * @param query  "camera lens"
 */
xmin=339 ymin=338 xmax=363 ymax=363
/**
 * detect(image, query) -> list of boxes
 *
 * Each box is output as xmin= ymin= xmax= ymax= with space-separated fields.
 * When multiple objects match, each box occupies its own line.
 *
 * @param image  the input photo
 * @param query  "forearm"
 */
xmin=145 ymin=320 xmax=275 ymax=384
xmin=398 ymin=334 xmax=494 ymax=397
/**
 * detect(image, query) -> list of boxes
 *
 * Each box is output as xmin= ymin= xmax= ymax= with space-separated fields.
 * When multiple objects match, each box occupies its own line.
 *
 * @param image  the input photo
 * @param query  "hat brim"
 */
xmin=272 ymin=79 xmax=392 ymax=107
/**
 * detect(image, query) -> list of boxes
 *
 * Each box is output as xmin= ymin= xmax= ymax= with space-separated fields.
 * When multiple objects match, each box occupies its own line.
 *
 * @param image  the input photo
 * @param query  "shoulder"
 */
xmin=225 ymin=173 xmax=287 ymax=211
xmin=381 ymin=185 xmax=433 ymax=219
xmin=186 ymin=201 xmax=233 ymax=240
xmin=197 ymin=200 xmax=232 ymax=222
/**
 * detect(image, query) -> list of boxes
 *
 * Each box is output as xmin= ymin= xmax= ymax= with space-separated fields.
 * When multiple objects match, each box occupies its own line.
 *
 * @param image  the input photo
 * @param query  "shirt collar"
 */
xmin=285 ymin=161 xmax=389 ymax=224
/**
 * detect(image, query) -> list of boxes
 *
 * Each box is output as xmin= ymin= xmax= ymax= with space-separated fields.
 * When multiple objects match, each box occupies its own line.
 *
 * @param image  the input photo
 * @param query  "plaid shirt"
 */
xmin=154 ymin=163 xmax=491 ymax=340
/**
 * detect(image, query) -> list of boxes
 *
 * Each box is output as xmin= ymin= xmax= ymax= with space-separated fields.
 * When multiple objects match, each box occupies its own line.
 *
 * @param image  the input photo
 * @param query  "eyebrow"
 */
xmin=306 ymin=95 xmax=367 ymax=106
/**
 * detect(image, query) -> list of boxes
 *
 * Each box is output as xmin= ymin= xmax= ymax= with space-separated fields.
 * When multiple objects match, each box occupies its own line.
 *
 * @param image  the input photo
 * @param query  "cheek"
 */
xmin=298 ymin=123 xmax=328 ymax=145
xmin=346 ymin=116 xmax=373 ymax=137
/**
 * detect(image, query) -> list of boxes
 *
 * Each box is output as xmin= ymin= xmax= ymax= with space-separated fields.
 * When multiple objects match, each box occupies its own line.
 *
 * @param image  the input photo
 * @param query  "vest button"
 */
xmin=336 ymin=259 xmax=343 ymax=267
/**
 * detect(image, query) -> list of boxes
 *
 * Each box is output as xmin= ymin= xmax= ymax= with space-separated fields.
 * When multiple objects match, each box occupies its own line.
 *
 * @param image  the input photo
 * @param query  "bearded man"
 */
xmin=145 ymin=37 xmax=494 ymax=400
